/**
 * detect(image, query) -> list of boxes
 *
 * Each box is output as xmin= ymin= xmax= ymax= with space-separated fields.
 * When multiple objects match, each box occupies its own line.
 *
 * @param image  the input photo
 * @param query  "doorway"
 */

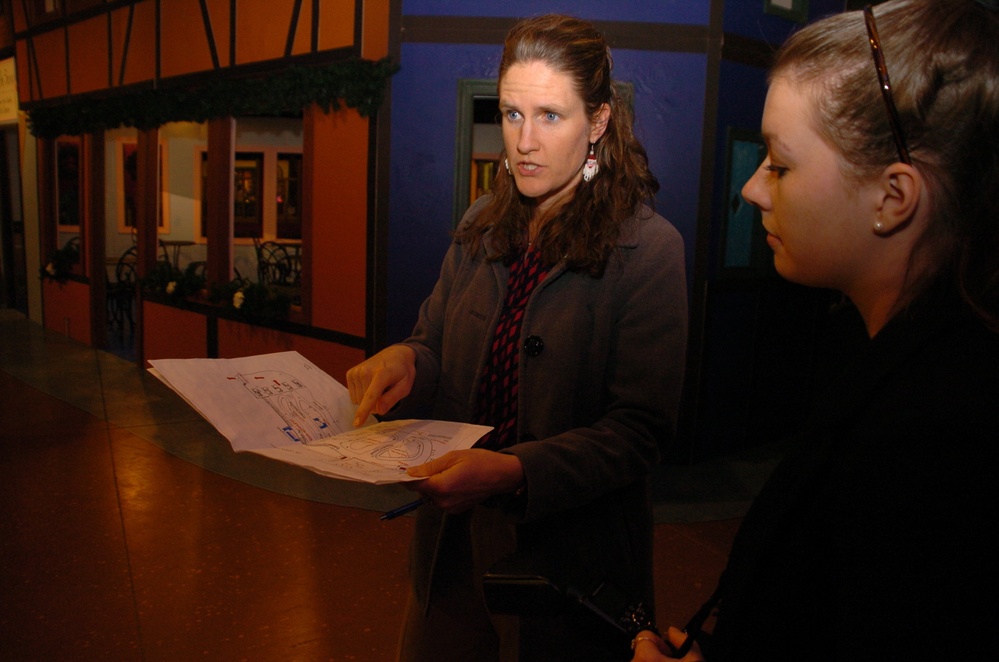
xmin=0 ymin=125 xmax=26 ymax=313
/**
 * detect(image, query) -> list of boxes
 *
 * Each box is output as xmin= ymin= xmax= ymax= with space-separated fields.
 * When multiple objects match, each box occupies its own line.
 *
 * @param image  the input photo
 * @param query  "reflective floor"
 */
xmin=0 ymin=309 xmax=758 ymax=660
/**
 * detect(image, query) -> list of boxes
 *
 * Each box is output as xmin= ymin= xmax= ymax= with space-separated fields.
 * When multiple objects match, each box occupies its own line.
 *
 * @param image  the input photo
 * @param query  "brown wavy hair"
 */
xmin=452 ymin=14 xmax=660 ymax=276
xmin=771 ymin=0 xmax=999 ymax=325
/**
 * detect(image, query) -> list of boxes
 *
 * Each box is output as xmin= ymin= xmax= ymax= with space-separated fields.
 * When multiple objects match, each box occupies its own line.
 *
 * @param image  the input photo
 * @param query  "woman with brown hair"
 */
xmin=348 ymin=13 xmax=687 ymax=662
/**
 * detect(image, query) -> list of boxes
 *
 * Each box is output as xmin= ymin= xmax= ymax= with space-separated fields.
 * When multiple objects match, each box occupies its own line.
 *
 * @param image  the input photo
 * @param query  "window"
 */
xmin=116 ymin=139 xmax=169 ymax=235
xmin=198 ymin=147 xmax=303 ymax=240
xmin=233 ymin=152 xmax=263 ymax=238
xmin=55 ymin=137 xmax=81 ymax=230
xmin=276 ymin=153 xmax=302 ymax=240
xmin=34 ymin=0 xmax=105 ymax=16
xmin=28 ymin=0 xmax=61 ymax=24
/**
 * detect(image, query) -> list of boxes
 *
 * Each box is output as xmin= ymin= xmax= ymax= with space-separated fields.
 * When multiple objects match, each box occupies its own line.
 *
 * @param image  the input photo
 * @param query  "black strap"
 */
xmin=667 ymin=584 xmax=721 ymax=657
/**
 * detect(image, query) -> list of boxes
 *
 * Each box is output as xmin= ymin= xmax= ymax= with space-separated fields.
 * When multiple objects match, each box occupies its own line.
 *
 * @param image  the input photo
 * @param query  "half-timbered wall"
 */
xmin=12 ymin=0 xmax=365 ymax=104
xmin=13 ymin=0 xmax=390 ymax=383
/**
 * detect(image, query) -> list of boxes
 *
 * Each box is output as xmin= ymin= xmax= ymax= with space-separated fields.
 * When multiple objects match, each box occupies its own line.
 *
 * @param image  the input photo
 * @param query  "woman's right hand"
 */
xmin=630 ymin=628 xmax=705 ymax=662
xmin=345 ymin=344 xmax=417 ymax=427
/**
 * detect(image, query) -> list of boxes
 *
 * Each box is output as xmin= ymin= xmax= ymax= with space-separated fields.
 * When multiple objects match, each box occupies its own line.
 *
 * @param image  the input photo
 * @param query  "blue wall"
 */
xmin=724 ymin=0 xmax=846 ymax=39
xmin=708 ymin=60 xmax=771 ymax=278
xmin=387 ymin=42 xmax=498 ymax=343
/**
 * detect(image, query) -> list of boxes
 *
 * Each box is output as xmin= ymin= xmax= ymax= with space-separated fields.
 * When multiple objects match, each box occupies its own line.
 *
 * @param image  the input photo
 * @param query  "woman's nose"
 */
xmin=516 ymin=120 xmax=538 ymax=154
xmin=741 ymin=164 xmax=768 ymax=211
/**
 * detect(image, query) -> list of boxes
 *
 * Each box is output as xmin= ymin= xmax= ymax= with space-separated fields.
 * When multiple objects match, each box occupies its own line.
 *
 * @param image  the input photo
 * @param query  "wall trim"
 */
xmin=401 ymin=15 xmax=713 ymax=54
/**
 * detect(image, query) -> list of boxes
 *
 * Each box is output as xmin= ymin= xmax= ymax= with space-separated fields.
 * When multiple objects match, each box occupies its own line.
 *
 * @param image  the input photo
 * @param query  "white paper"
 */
xmin=148 ymin=351 xmax=491 ymax=485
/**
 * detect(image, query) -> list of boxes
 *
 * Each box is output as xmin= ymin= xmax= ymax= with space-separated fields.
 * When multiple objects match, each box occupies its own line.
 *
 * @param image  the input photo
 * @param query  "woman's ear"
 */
xmin=873 ymin=163 xmax=925 ymax=236
xmin=589 ymin=103 xmax=611 ymax=143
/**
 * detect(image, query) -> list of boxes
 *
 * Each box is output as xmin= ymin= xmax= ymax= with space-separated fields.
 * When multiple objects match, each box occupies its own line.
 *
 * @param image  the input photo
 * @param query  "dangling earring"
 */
xmin=504 ymin=158 xmax=510 ymax=174
xmin=582 ymin=145 xmax=599 ymax=182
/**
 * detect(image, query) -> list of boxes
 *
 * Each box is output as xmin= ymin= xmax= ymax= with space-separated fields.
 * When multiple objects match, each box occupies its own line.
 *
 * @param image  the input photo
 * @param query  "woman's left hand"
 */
xmin=405 ymin=449 xmax=525 ymax=513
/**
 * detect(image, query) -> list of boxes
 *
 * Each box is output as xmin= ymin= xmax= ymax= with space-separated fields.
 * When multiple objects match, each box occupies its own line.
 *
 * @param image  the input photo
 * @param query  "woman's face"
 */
xmin=499 ymin=60 xmax=607 ymax=214
xmin=741 ymin=78 xmax=880 ymax=293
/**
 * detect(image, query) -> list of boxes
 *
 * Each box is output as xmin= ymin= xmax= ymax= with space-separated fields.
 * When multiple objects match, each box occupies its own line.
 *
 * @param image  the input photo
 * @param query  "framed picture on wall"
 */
xmin=720 ymin=129 xmax=770 ymax=276
xmin=764 ymin=0 xmax=808 ymax=22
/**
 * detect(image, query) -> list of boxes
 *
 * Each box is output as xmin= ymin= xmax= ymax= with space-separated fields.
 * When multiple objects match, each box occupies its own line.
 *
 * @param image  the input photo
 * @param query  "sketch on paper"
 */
xmin=236 ymin=369 xmax=342 ymax=443
xmin=148 ymin=351 xmax=491 ymax=485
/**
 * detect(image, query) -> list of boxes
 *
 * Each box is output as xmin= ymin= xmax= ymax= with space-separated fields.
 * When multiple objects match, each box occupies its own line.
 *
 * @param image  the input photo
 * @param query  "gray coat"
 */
xmin=397 ymin=197 xmax=687 ymax=655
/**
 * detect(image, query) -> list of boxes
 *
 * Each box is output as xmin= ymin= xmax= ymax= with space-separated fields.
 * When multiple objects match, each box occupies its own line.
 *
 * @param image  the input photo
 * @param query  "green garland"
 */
xmin=139 ymin=259 xmax=292 ymax=321
xmin=141 ymin=260 xmax=208 ymax=302
xmin=39 ymin=239 xmax=80 ymax=283
xmin=27 ymin=57 xmax=399 ymax=138
xmin=209 ymin=277 xmax=292 ymax=322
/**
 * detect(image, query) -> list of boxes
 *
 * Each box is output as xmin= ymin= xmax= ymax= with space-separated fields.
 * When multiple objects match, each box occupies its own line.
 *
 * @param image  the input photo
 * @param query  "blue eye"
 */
xmin=504 ymin=110 xmax=522 ymax=122
xmin=544 ymin=112 xmax=559 ymax=122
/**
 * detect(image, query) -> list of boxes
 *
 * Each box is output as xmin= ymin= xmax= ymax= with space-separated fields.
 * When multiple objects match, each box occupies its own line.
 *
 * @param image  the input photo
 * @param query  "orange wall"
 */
xmin=307 ymin=107 xmax=368 ymax=337
xmin=18 ymin=0 xmax=363 ymax=105
xmin=315 ymin=0 xmax=358 ymax=53
xmin=142 ymin=302 xmax=209 ymax=364
xmin=234 ymin=0 xmax=294 ymax=64
xmin=141 ymin=304 xmax=364 ymax=382
xmin=233 ymin=0 xmax=357 ymax=64
xmin=160 ymin=0 xmax=218 ymax=79
xmin=67 ymin=15 xmax=109 ymax=95
xmin=30 ymin=30 xmax=68 ymax=100
xmin=362 ymin=0 xmax=390 ymax=60
xmin=113 ymin=2 xmax=157 ymax=88
xmin=217 ymin=319 xmax=366 ymax=383
xmin=42 ymin=280 xmax=92 ymax=345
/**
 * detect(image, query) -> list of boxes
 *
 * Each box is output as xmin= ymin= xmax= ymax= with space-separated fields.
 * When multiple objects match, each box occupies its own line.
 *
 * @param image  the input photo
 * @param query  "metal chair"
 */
xmin=107 ymin=246 xmax=138 ymax=339
xmin=254 ymin=239 xmax=296 ymax=287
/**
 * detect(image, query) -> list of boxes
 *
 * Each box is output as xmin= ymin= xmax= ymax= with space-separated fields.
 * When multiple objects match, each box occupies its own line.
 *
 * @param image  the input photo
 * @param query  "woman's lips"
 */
xmin=517 ymin=161 xmax=541 ymax=176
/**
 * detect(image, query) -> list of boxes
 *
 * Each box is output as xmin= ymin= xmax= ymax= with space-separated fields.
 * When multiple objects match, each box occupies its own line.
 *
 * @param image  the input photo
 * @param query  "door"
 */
xmin=0 ymin=126 xmax=26 ymax=312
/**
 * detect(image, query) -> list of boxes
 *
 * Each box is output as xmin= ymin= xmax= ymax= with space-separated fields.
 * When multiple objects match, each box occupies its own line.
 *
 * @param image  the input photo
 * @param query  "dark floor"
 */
xmin=0 ymin=309 xmax=770 ymax=660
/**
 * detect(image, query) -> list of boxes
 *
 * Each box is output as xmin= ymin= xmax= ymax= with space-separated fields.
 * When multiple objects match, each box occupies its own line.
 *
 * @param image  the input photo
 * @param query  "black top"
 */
xmin=706 ymin=282 xmax=999 ymax=660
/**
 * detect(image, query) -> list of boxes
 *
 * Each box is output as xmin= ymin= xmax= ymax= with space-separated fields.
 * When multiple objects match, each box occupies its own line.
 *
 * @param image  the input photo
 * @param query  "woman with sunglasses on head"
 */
xmin=632 ymin=1 xmax=999 ymax=660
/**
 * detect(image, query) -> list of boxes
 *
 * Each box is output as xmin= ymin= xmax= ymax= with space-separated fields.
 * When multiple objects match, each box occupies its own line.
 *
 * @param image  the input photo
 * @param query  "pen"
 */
xmin=665 ymin=586 xmax=718 ymax=657
xmin=666 ymin=630 xmax=695 ymax=658
xmin=380 ymin=498 xmax=425 ymax=521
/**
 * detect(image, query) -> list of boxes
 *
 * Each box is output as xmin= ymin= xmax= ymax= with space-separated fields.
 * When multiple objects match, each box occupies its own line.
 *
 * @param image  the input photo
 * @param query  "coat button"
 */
xmin=523 ymin=335 xmax=544 ymax=357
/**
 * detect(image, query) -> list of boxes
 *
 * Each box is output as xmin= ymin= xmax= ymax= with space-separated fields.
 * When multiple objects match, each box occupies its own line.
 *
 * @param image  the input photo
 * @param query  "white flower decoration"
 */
xmin=233 ymin=290 xmax=246 ymax=309
xmin=166 ymin=281 xmax=177 ymax=295
xmin=45 ymin=262 xmax=56 ymax=275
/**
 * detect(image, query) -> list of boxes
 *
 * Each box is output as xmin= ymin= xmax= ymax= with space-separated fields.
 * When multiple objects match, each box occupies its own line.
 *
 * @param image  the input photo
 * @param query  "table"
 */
xmin=158 ymin=240 xmax=195 ymax=269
